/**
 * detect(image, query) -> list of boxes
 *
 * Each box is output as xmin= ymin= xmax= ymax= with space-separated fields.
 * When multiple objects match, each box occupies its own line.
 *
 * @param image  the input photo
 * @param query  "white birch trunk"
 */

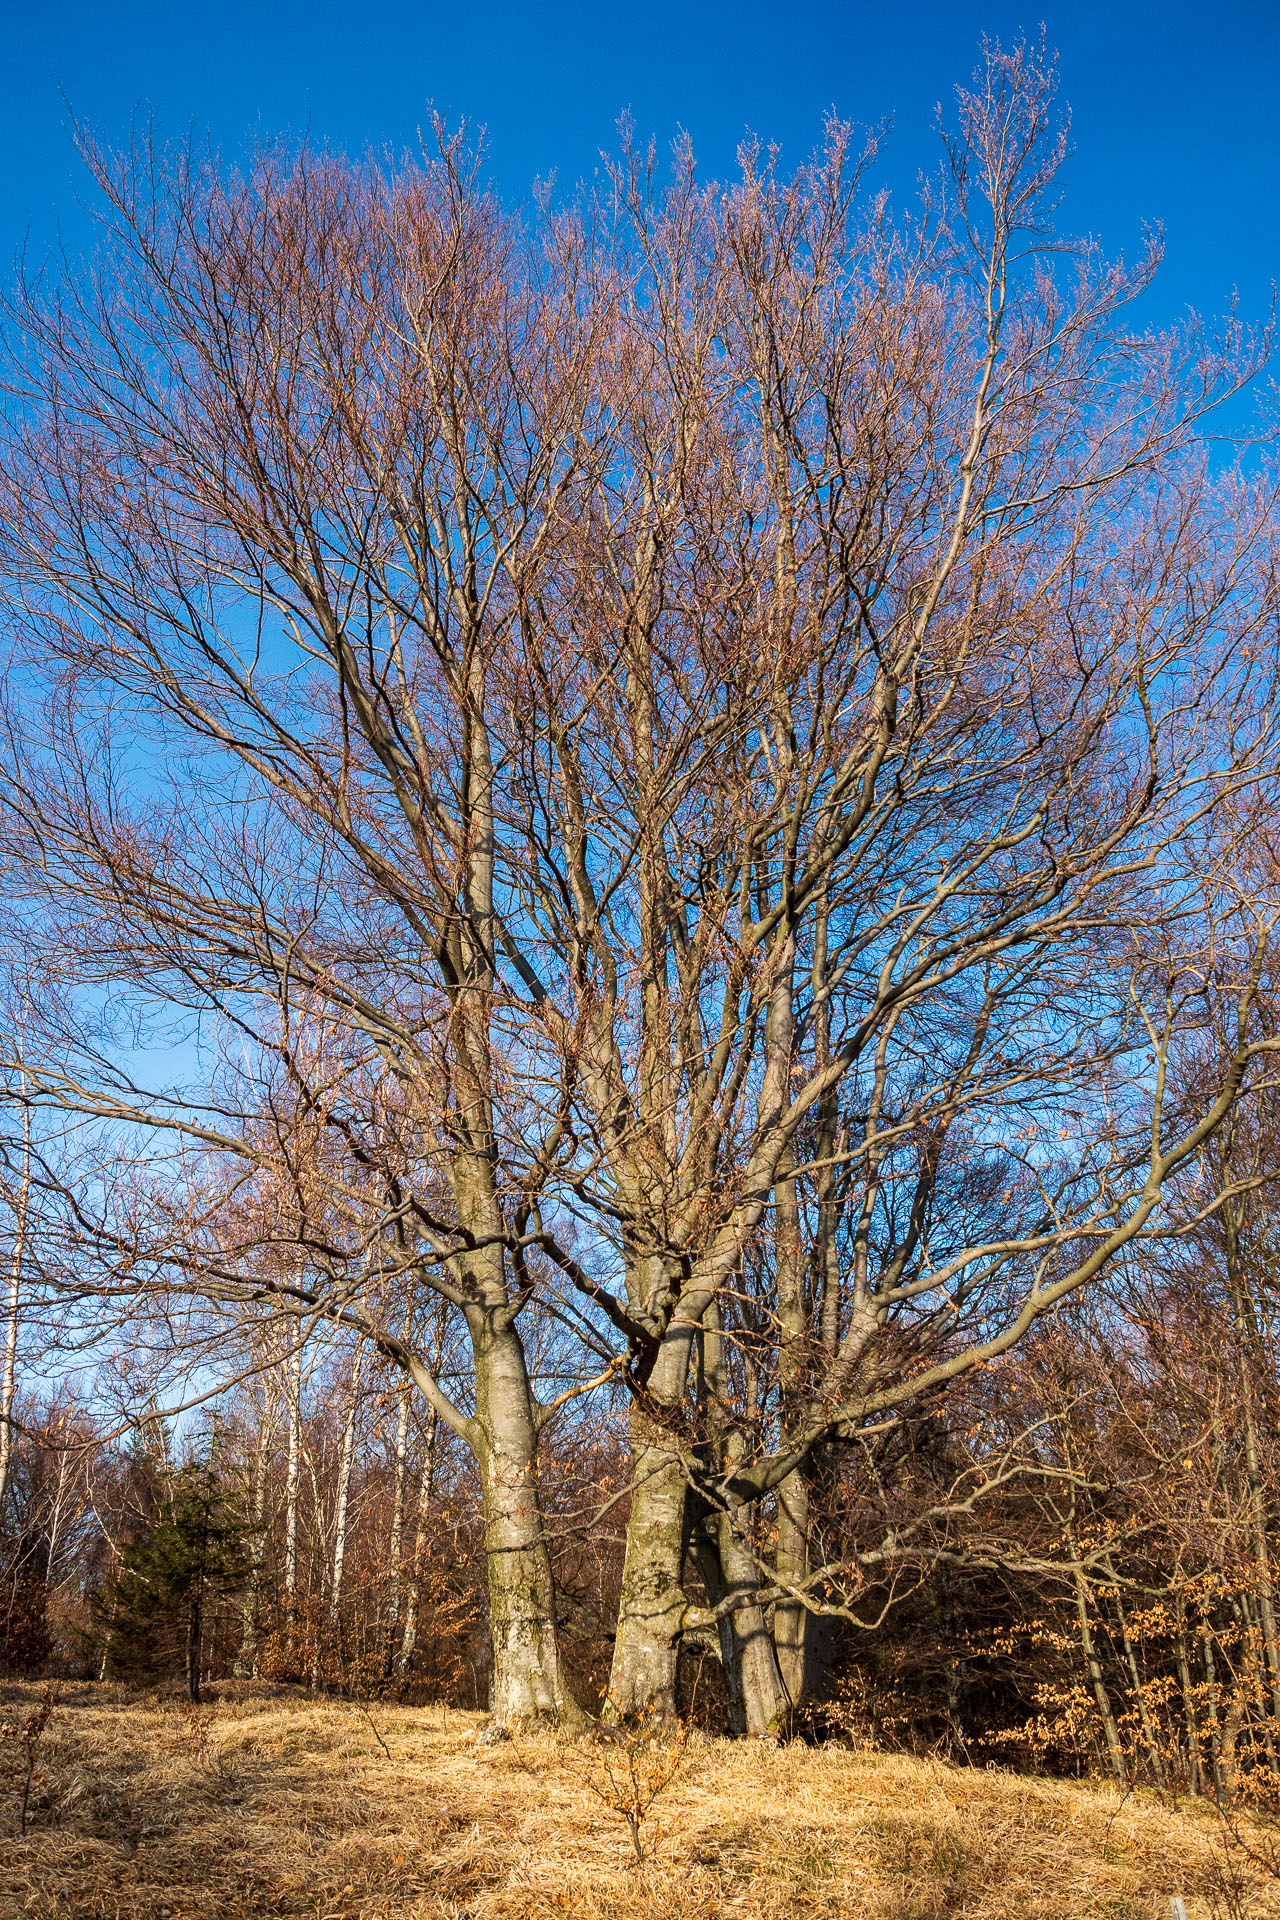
xmin=384 ymin=1366 xmax=411 ymax=1674
xmin=329 ymin=1337 xmax=365 ymax=1629
xmin=284 ymin=1341 xmax=303 ymax=1637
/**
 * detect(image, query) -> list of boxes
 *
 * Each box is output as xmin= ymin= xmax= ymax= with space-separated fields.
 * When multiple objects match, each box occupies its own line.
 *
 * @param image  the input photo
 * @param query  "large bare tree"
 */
xmin=0 ymin=41 xmax=1276 ymax=1733
xmin=473 ymin=46 xmax=1280 ymax=1724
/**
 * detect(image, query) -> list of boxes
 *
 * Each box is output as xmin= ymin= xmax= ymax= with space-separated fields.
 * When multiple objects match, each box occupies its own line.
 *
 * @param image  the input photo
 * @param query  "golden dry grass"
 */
xmin=0 ymin=1681 xmax=1274 ymax=1919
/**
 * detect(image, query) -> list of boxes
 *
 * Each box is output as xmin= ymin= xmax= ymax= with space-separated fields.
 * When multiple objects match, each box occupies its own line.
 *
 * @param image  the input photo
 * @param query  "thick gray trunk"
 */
xmin=472 ymin=1310 xmax=580 ymax=1724
xmin=607 ymin=1405 xmax=689 ymax=1717
xmin=773 ymin=1143 xmax=818 ymax=1708
xmin=444 ymin=654 xmax=575 ymax=1721
xmin=761 ymin=947 xmax=810 ymax=1722
xmin=692 ymin=1506 xmax=789 ymax=1737
xmin=774 ymin=1465 xmax=811 ymax=1705
xmin=606 ymin=1327 xmax=693 ymax=1719
xmin=702 ymin=1297 xmax=790 ymax=1738
xmin=714 ymin=1504 xmax=791 ymax=1737
xmin=774 ymin=1467 xmax=835 ymax=1707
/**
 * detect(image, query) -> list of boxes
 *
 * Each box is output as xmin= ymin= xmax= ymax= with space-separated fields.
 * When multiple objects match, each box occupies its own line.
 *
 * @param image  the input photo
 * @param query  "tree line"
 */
xmin=0 ymin=40 xmax=1277 ymax=1791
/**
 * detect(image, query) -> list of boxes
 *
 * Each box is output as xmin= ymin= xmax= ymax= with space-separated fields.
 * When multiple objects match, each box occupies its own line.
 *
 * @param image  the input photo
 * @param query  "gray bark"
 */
xmin=703 ymin=1302 xmax=789 ymax=1737
xmin=773 ymin=1145 xmax=814 ymax=1707
xmin=713 ymin=1483 xmax=791 ymax=1736
xmin=606 ymin=1327 xmax=694 ymax=1719
xmin=395 ymin=1405 xmax=437 ymax=1676
xmin=470 ymin=1307 xmax=580 ymax=1723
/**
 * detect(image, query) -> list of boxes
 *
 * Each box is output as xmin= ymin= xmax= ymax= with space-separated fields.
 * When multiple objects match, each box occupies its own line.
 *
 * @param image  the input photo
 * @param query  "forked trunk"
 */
xmin=691 ymin=1505 xmax=789 ymax=1737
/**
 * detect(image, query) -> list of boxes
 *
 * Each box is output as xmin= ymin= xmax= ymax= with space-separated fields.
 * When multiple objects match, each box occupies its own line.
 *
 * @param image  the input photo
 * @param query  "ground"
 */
xmin=0 ymin=1682 xmax=1274 ymax=1919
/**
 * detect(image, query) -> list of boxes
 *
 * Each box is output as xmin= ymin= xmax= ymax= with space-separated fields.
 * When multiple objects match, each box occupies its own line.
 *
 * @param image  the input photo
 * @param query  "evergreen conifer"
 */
xmin=93 ymin=1463 xmax=255 ymax=1701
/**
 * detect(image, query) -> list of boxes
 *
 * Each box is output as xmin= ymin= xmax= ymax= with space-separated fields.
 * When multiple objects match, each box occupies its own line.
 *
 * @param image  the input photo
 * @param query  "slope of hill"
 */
xmin=0 ymin=1682 xmax=1272 ymax=1919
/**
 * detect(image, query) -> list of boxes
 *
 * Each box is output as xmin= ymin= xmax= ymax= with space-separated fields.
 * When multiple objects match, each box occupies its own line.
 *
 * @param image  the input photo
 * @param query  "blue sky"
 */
xmin=1 ymin=1 xmax=1278 ymax=332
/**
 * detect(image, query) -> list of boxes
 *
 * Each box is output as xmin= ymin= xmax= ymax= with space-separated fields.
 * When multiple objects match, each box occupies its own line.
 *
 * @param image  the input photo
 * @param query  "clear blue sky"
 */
xmin=1 ymin=0 xmax=1277 ymax=330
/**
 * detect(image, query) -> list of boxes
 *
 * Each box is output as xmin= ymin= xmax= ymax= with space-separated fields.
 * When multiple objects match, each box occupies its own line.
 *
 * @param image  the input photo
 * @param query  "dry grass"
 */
xmin=0 ymin=1681 xmax=1274 ymax=1918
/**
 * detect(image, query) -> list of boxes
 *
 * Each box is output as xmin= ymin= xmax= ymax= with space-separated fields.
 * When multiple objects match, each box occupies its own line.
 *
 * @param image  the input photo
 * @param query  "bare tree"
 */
xmin=0 ymin=128 xmax=621 ymax=1719
xmin=0 ymin=38 xmax=1275 ymax=1737
xmin=471 ymin=43 xmax=1280 ymax=1722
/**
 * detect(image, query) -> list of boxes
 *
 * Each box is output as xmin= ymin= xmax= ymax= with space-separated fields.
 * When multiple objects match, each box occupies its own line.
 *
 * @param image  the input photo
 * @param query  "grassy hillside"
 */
xmin=0 ymin=1682 xmax=1273 ymax=1919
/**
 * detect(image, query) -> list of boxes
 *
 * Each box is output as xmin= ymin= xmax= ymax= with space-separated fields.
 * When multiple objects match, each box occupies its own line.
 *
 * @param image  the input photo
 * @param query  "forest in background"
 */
xmin=0 ymin=36 xmax=1276 ymax=1811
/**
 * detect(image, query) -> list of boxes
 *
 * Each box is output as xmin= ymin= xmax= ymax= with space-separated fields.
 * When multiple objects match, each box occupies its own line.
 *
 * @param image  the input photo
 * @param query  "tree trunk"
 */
xmin=329 ymin=1337 xmax=365 ymax=1641
xmin=607 ymin=1326 xmax=694 ymax=1720
xmin=471 ymin=1309 xmax=579 ymax=1724
xmin=756 ymin=937 xmax=813 ymax=1724
xmin=284 ymin=1341 xmax=302 ymax=1645
xmin=774 ymin=1467 xmax=811 ymax=1707
xmin=716 ymin=1524 xmax=790 ymax=1736
xmin=443 ymin=659 xmax=578 ymax=1725
xmin=773 ymin=1145 xmax=815 ymax=1708
xmin=236 ymin=1380 xmax=275 ymax=1678
xmin=396 ymin=1405 xmax=437 ymax=1677
xmin=383 ymin=1321 xmax=412 ymax=1676
xmin=1070 ymin=1557 xmax=1125 ymax=1784
xmin=0 ymin=1101 xmax=30 ymax=1531
xmin=186 ymin=1589 xmax=202 ymax=1705
xmin=1104 ymin=1556 xmax=1165 ymax=1789
xmin=702 ymin=1302 xmax=789 ymax=1738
